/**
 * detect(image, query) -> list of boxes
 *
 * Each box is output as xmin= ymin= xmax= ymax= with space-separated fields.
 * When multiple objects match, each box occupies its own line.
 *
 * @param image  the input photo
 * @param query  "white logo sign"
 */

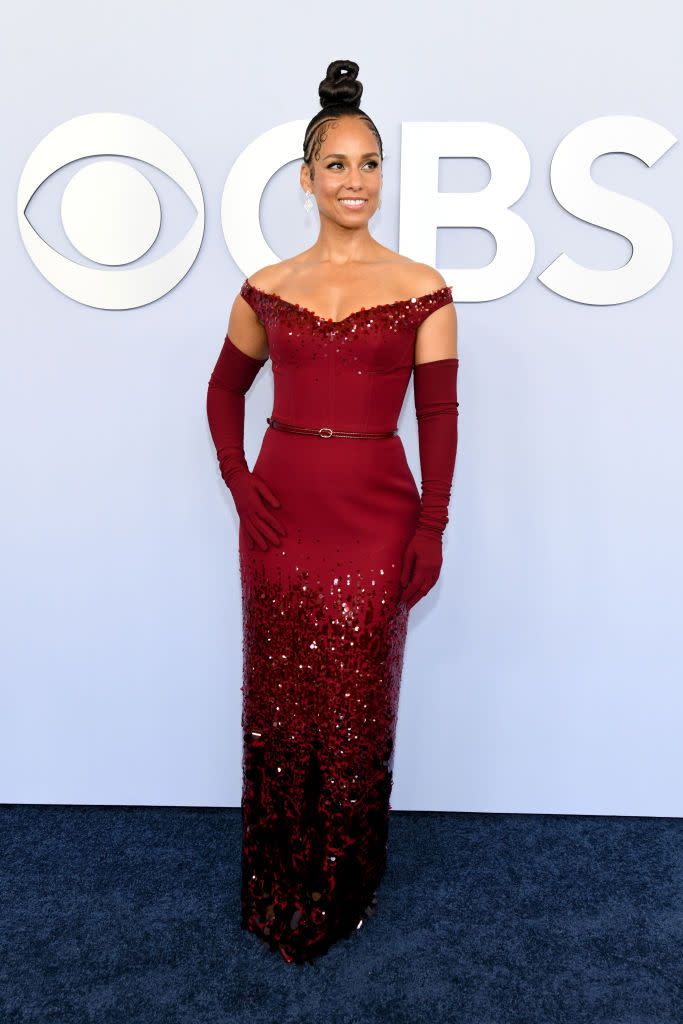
xmin=18 ymin=114 xmax=677 ymax=309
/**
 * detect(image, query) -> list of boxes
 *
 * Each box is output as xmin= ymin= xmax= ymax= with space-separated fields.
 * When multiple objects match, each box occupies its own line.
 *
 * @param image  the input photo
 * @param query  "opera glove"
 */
xmin=400 ymin=357 xmax=459 ymax=610
xmin=206 ymin=333 xmax=286 ymax=551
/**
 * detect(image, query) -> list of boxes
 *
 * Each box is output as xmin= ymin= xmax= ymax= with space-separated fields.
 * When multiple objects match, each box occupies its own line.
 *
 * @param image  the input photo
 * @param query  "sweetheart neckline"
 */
xmin=242 ymin=277 xmax=453 ymax=327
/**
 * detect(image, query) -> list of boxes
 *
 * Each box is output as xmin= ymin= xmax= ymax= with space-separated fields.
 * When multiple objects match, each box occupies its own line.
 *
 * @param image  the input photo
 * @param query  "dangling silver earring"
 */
xmin=378 ymin=195 xmax=382 ymax=210
xmin=303 ymin=190 xmax=314 ymax=214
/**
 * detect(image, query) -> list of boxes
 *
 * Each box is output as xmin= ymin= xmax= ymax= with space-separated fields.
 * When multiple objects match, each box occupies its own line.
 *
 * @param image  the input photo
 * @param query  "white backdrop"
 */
xmin=1 ymin=0 xmax=681 ymax=814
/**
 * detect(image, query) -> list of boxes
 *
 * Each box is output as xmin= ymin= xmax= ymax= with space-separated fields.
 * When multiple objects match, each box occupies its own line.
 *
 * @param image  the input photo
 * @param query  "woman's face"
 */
xmin=302 ymin=116 xmax=382 ymax=225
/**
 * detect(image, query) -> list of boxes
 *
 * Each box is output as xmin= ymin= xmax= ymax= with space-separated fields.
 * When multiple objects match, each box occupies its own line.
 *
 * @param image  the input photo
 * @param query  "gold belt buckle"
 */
xmin=319 ymin=426 xmax=333 ymax=438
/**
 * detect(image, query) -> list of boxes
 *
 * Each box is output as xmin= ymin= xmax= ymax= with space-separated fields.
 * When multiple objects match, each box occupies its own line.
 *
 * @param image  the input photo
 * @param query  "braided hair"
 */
xmin=302 ymin=60 xmax=384 ymax=180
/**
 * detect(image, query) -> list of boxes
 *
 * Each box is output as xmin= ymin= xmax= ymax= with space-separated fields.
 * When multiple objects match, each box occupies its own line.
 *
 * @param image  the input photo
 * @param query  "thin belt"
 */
xmin=267 ymin=416 xmax=397 ymax=439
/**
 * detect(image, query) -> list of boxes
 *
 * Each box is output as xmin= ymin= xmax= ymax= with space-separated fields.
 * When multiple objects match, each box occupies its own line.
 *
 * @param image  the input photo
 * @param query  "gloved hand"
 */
xmin=400 ymin=530 xmax=444 ymax=611
xmin=228 ymin=466 xmax=286 ymax=552
xmin=400 ymin=357 xmax=459 ymax=610
xmin=206 ymin=331 xmax=286 ymax=551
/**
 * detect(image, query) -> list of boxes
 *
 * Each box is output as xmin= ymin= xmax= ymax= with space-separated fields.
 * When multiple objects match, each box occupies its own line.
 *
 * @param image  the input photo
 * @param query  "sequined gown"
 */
xmin=236 ymin=277 xmax=453 ymax=964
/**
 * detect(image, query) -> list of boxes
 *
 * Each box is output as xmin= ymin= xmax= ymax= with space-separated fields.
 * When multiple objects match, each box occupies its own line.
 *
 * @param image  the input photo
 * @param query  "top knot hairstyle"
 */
xmin=302 ymin=60 xmax=384 ymax=179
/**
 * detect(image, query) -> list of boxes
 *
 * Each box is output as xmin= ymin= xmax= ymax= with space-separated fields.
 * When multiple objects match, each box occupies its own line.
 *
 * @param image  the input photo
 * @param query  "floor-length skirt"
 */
xmin=238 ymin=426 xmax=419 ymax=964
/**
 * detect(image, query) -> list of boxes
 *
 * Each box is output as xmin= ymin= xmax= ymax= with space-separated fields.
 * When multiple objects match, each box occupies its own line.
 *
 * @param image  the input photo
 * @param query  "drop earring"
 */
xmin=303 ymin=190 xmax=314 ymax=214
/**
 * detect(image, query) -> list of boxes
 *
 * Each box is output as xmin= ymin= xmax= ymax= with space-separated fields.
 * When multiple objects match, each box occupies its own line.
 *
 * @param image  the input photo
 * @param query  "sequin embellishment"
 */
xmin=240 ymin=278 xmax=453 ymax=335
xmin=239 ymin=550 xmax=409 ymax=965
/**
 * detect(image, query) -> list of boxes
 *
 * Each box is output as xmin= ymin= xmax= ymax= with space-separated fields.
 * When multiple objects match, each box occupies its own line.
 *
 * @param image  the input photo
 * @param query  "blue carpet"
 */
xmin=0 ymin=806 xmax=681 ymax=1023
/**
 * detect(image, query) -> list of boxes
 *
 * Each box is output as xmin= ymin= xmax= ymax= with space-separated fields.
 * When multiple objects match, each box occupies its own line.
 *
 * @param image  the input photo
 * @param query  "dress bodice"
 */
xmin=239 ymin=278 xmax=453 ymax=433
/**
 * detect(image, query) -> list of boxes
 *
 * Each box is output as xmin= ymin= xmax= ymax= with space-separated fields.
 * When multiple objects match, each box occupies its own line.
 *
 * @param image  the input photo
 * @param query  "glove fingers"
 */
xmin=402 ymin=574 xmax=426 ymax=610
xmin=244 ymin=520 xmax=269 ymax=551
xmin=253 ymin=475 xmax=281 ymax=508
xmin=252 ymin=513 xmax=283 ymax=547
xmin=407 ymin=586 xmax=427 ymax=611
xmin=407 ymin=573 xmax=440 ymax=609
xmin=257 ymin=504 xmax=287 ymax=537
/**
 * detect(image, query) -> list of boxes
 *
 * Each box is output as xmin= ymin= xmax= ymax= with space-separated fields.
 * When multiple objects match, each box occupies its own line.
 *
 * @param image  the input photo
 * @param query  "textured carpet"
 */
xmin=1 ymin=806 xmax=681 ymax=1023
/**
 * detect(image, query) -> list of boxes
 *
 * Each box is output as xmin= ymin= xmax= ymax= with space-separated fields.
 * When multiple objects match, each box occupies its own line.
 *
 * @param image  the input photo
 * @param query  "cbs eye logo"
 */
xmin=17 ymin=112 xmax=204 ymax=311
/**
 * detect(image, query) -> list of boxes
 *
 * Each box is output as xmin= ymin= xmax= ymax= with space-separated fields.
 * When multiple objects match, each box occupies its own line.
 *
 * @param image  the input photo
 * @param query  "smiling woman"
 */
xmin=207 ymin=58 xmax=459 ymax=966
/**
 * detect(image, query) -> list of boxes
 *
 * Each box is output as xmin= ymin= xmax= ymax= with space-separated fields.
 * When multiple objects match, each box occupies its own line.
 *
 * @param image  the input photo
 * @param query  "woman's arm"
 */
xmin=206 ymin=292 xmax=268 ymax=489
xmin=401 ymin=286 xmax=459 ymax=610
xmin=206 ymin=293 xmax=285 ymax=551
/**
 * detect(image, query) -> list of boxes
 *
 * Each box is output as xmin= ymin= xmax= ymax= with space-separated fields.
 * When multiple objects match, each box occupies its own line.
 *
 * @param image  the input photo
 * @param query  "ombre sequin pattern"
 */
xmin=234 ymin=274 xmax=453 ymax=963
xmin=238 ymin=549 xmax=408 ymax=965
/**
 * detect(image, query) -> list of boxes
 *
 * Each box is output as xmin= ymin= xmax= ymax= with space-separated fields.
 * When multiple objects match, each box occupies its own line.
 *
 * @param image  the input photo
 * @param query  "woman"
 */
xmin=207 ymin=59 xmax=459 ymax=965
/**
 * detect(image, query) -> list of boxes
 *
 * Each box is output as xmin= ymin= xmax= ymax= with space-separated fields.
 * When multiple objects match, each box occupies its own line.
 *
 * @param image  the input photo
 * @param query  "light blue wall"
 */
xmin=2 ymin=0 xmax=681 ymax=813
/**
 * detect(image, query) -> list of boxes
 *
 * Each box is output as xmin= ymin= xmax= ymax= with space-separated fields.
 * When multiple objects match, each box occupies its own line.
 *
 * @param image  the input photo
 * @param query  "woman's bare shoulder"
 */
xmin=399 ymin=258 xmax=449 ymax=296
xmin=243 ymin=258 xmax=301 ymax=295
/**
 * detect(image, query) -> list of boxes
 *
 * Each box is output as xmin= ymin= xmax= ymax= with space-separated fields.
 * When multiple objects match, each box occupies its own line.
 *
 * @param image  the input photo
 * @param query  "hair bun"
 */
xmin=318 ymin=60 xmax=363 ymax=110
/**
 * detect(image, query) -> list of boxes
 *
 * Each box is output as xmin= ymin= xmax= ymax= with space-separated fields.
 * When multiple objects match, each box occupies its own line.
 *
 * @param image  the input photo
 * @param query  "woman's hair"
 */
xmin=302 ymin=60 xmax=384 ymax=179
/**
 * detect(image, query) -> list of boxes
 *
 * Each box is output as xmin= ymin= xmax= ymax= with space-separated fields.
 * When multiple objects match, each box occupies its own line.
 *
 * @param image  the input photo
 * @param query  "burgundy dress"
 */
xmin=212 ymin=277 xmax=456 ymax=964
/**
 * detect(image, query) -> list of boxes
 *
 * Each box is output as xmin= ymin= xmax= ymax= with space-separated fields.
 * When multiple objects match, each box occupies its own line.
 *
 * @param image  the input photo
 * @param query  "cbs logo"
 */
xmin=17 ymin=112 xmax=676 ymax=310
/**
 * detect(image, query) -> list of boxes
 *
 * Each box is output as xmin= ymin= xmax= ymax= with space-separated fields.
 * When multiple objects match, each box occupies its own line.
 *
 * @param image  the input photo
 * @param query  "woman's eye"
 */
xmin=327 ymin=161 xmax=379 ymax=170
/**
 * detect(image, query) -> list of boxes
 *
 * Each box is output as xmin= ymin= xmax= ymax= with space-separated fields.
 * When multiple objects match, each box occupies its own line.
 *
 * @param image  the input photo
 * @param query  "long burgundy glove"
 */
xmin=400 ymin=357 xmax=459 ymax=610
xmin=206 ymin=334 xmax=286 ymax=551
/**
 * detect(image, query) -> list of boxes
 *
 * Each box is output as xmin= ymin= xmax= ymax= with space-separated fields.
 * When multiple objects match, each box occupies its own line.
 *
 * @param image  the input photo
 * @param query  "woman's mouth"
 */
xmin=338 ymin=198 xmax=368 ymax=208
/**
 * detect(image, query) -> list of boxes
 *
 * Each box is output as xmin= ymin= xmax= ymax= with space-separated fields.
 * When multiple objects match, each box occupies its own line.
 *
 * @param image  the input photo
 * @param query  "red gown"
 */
xmin=229 ymin=278 xmax=454 ymax=964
